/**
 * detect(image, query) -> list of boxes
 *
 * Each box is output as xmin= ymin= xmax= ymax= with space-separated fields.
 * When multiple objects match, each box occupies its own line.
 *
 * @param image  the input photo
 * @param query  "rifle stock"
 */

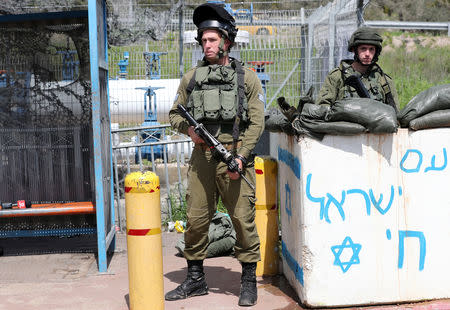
xmin=344 ymin=74 xmax=370 ymax=98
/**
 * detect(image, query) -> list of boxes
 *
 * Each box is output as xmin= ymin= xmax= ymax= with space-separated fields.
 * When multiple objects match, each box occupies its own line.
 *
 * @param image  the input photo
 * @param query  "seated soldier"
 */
xmin=316 ymin=27 xmax=399 ymax=113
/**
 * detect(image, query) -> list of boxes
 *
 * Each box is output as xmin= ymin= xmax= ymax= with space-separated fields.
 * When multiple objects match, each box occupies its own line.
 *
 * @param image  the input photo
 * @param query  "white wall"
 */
xmin=109 ymin=79 xmax=180 ymax=124
xmin=270 ymin=129 xmax=450 ymax=307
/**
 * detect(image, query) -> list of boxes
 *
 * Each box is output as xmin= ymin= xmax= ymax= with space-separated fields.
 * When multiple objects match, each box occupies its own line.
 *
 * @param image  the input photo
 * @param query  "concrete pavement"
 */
xmin=0 ymin=231 xmax=449 ymax=310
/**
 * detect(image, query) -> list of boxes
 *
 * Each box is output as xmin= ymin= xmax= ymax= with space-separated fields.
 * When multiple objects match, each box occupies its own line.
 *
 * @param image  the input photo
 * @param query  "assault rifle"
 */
xmin=344 ymin=74 xmax=370 ymax=98
xmin=177 ymin=104 xmax=255 ymax=191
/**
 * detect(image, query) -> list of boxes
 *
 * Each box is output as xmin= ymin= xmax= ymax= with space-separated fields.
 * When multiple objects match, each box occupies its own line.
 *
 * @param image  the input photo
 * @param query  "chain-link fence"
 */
xmin=107 ymin=0 xmax=365 ymax=126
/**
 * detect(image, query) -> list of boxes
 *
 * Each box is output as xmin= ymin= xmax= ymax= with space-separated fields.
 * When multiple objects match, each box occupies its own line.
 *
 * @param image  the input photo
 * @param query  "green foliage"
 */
xmin=166 ymin=187 xmax=187 ymax=223
xmin=164 ymin=187 xmax=229 ymax=226
xmin=378 ymin=38 xmax=450 ymax=109
xmin=216 ymin=197 xmax=228 ymax=214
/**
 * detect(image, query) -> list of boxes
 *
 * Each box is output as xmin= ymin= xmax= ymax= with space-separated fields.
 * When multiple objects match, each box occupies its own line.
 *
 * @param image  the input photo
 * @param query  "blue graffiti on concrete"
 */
xmin=369 ymin=186 xmax=395 ymax=215
xmin=306 ymin=173 xmax=326 ymax=220
xmin=347 ymin=188 xmax=371 ymax=215
xmin=398 ymin=230 xmax=426 ymax=271
xmin=281 ymin=240 xmax=304 ymax=285
xmin=400 ymin=148 xmax=447 ymax=173
xmin=285 ymin=183 xmax=292 ymax=221
xmin=278 ymin=146 xmax=301 ymax=179
xmin=331 ymin=236 xmax=362 ymax=273
xmin=386 ymin=228 xmax=392 ymax=240
xmin=306 ymin=173 xmax=402 ymax=223
xmin=324 ymin=191 xmax=346 ymax=222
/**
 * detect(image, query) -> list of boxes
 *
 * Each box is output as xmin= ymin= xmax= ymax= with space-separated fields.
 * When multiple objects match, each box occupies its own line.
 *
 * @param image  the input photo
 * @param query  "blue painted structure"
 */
xmin=117 ymin=51 xmax=129 ymax=79
xmin=143 ymin=52 xmax=167 ymax=79
xmin=57 ymin=50 xmax=80 ymax=80
xmin=88 ymin=0 xmax=116 ymax=273
xmin=0 ymin=1 xmax=115 ymax=273
xmin=135 ymin=86 xmax=165 ymax=162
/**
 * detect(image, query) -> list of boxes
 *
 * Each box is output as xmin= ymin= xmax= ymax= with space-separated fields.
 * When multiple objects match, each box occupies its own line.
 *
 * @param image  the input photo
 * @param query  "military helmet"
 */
xmin=348 ymin=27 xmax=383 ymax=53
xmin=193 ymin=3 xmax=238 ymax=45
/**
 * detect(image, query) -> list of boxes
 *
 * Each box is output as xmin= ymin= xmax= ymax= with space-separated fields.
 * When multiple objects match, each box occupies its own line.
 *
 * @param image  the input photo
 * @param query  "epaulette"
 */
xmin=330 ymin=67 xmax=340 ymax=74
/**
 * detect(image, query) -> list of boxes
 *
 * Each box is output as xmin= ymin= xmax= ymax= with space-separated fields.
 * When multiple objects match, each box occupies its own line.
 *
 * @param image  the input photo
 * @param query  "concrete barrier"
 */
xmin=270 ymin=128 xmax=450 ymax=308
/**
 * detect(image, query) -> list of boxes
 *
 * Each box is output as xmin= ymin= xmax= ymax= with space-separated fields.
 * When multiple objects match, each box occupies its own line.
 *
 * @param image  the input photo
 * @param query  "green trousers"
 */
xmin=183 ymin=147 xmax=260 ymax=263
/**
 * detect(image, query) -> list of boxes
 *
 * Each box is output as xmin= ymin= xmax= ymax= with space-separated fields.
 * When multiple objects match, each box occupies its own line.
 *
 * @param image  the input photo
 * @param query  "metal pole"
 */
xmin=300 ymin=24 xmax=306 ymax=94
xmin=113 ymin=150 xmax=123 ymax=231
xmin=328 ymin=12 xmax=336 ymax=72
xmin=175 ymin=143 xmax=183 ymax=204
xmin=306 ymin=22 xmax=314 ymax=92
xmin=178 ymin=0 xmax=184 ymax=78
xmin=163 ymin=144 xmax=172 ymax=221
xmin=357 ymin=0 xmax=364 ymax=27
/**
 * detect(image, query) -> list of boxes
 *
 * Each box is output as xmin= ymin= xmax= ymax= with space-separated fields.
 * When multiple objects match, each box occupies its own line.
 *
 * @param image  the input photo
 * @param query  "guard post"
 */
xmin=254 ymin=156 xmax=279 ymax=276
xmin=125 ymin=171 xmax=164 ymax=310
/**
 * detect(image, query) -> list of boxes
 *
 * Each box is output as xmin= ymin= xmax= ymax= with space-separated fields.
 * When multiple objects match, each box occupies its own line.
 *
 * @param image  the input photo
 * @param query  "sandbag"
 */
xmin=264 ymin=112 xmax=296 ymax=135
xmin=296 ymin=117 xmax=366 ymax=135
xmin=292 ymin=103 xmax=366 ymax=140
xmin=176 ymin=212 xmax=236 ymax=258
xmin=325 ymin=98 xmax=398 ymax=133
xmin=409 ymin=109 xmax=450 ymax=130
xmin=398 ymin=84 xmax=450 ymax=127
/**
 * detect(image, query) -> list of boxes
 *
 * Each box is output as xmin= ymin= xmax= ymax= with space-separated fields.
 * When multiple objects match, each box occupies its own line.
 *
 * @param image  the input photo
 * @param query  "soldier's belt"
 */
xmin=195 ymin=140 xmax=242 ymax=152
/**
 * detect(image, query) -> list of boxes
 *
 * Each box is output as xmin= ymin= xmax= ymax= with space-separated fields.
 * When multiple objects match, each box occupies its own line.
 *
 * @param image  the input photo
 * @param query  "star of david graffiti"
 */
xmin=331 ymin=236 xmax=362 ymax=273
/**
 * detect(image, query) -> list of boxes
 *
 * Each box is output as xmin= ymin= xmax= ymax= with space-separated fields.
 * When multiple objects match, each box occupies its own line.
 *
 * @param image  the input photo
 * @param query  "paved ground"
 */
xmin=0 ymin=231 xmax=449 ymax=310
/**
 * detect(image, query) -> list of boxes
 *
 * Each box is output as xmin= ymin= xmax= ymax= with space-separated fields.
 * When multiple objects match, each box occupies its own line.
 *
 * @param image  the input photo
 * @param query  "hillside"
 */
xmin=364 ymin=0 xmax=449 ymax=22
xmin=379 ymin=33 xmax=450 ymax=108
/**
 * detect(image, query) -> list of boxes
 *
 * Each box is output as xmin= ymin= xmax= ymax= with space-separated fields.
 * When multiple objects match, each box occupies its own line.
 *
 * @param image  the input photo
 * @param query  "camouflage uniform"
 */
xmin=169 ymin=60 xmax=265 ymax=263
xmin=316 ymin=59 xmax=399 ymax=109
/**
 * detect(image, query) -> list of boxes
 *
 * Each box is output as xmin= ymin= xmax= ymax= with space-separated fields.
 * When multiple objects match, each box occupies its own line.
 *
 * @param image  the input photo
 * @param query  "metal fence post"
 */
xmin=328 ymin=12 xmax=336 ymax=72
xmin=306 ymin=22 xmax=314 ymax=92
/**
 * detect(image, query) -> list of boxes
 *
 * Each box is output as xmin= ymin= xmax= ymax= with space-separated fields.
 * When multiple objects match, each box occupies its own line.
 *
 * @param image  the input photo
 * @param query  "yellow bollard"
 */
xmin=125 ymin=171 xmax=164 ymax=310
xmin=254 ymin=156 xmax=279 ymax=276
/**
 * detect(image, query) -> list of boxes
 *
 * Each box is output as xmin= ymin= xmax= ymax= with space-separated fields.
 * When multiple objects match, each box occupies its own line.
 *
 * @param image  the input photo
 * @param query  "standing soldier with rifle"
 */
xmin=316 ymin=27 xmax=399 ymax=113
xmin=166 ymin=3 xmax=265 ymax=307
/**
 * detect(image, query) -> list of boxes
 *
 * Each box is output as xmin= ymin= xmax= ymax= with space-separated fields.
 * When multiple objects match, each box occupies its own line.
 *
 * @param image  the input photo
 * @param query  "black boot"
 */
xmin=238 ymin=262 xmax=257 ymax=306
xmin=165 ymin=260 xmax=208 ymax=301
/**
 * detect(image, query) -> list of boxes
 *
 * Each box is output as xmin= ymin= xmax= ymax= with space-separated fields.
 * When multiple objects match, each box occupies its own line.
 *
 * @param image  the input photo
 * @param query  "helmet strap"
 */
xmin=216 ymin=36 xmax=228 ymax=60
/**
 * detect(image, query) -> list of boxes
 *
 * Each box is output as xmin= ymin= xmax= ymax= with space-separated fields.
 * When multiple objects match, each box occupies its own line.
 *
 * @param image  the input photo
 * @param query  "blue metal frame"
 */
xmin=0 ymin=228 xmax=97 ymax=238
xmin=143 ymin=52 xmax=167 ymax=79
xmin=117 ymin=51 xmax=129 ymax=79
xmin=0 ymin=4 xmax=114 ymax=272
xmin=57 ymin=50 xmax=80 ymax=81
xmin=88 ymin=0 xmax=115 ymax=272
xmin=135 ymin=86 xmax=165 ymax=161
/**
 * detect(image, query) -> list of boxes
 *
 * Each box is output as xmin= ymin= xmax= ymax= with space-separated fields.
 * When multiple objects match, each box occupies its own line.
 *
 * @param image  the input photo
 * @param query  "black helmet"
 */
xmin=193 ymin=3 xmax=238 ymax=45
xmin=348 ymin=27 xmax=383 ymax=63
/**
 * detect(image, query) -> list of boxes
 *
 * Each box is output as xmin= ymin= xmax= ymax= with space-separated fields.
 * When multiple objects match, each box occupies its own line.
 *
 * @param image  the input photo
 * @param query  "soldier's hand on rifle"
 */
xmin=227 ymin=156 xmax=243 ymax=180
xmin=188 ymin=126 xmax=205 ymax=144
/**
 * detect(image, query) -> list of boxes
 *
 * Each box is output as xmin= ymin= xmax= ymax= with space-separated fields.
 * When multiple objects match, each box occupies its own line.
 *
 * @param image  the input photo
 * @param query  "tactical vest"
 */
xmin=339 ymin=61 xmax=397 ymax=112
xmin=186 ymin=60 xmax=248 ymax=132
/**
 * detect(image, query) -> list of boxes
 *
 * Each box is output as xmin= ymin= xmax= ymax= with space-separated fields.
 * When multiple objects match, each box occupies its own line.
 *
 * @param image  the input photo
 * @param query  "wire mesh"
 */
xmin=0 ymin=8 xmax=94 ymax=204
xmin=107 ymin=0 xmax=363 ymax=126
xmin=0 ymin=0 xmax=363 ymax=206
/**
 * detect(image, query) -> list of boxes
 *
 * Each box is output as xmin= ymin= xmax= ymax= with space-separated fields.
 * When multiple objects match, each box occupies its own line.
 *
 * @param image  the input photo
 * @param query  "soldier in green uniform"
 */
xmin=316 ymin=27 xmax=399 ymax=112
xmin=165 ymin=3 xmax=265 ymax=307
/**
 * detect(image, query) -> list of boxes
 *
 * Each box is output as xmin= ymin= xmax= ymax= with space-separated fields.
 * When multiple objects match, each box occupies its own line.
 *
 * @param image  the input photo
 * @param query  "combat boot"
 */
xmin=238 ymin=262 xmax=257 ymax=306
xmin=165 ymin=260 xmax=208 ymax=301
